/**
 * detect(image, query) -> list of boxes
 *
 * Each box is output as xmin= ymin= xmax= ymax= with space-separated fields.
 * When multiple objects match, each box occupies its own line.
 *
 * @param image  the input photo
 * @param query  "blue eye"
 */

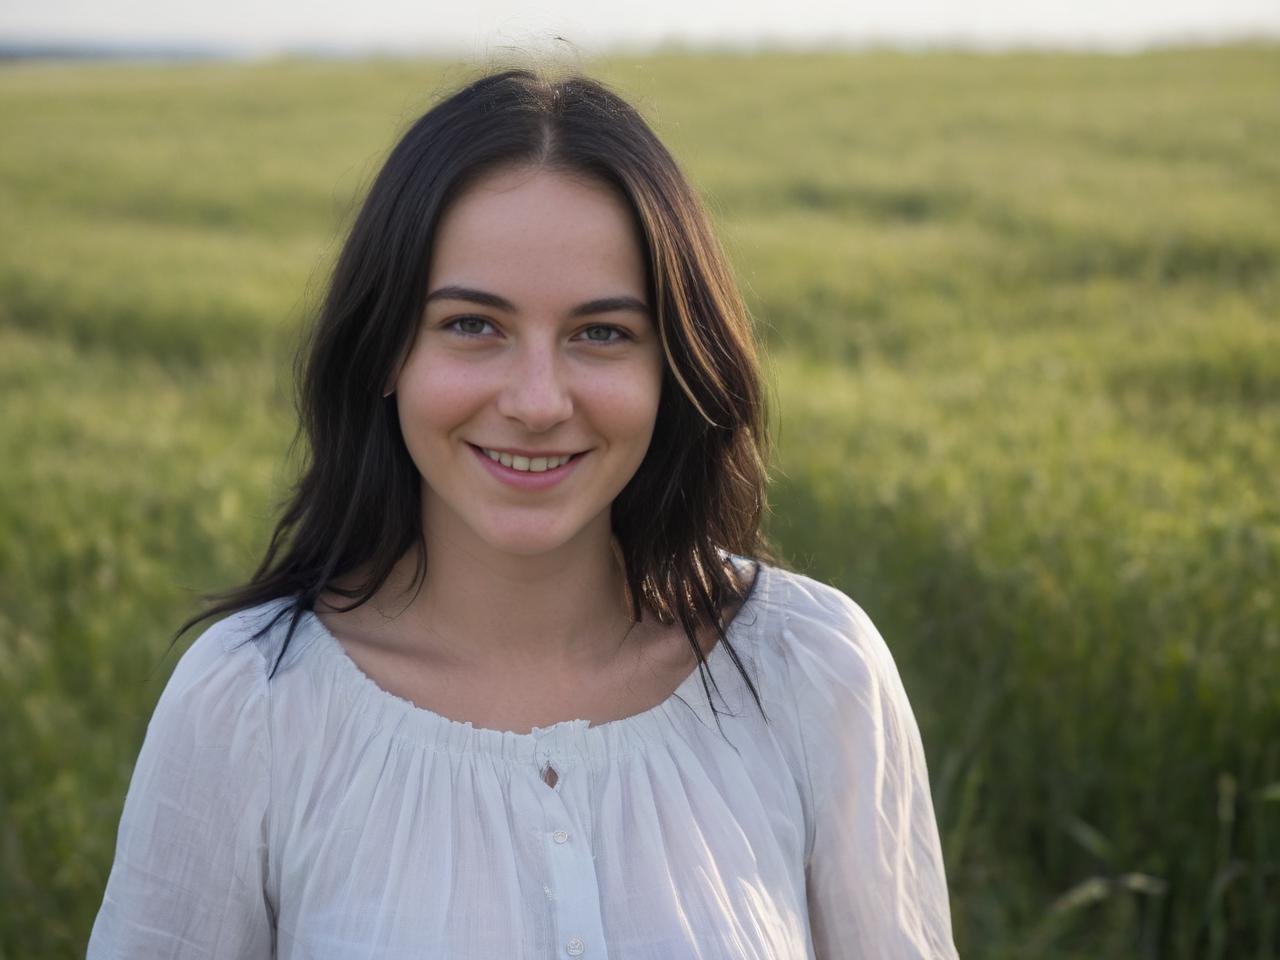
xmin=578 ymin=325 xmax=627 ymax=344
xmin=446 ymin=316 xmax=494 ymax=337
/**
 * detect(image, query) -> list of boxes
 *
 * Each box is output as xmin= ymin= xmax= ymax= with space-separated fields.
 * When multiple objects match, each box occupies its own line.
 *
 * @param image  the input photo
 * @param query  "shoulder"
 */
xmin=152 ymin=599 xmax=302 ymax=731
xmin=168 ymin=599 xmax=295 ymax=680
xmin=752 ymin=562 xmax=925 ymax=778
xmin=117 ymin=602 xmax=298 ymax=819
xmin=753 ymin=562 xmax=894 ymax=698
xmin=753 ymin=565 xmax=934 ymax=851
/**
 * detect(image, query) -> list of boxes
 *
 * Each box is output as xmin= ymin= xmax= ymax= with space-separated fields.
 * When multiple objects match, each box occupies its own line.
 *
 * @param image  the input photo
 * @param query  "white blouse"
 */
xmin=87 ymin=559 xmax=958 ymax=959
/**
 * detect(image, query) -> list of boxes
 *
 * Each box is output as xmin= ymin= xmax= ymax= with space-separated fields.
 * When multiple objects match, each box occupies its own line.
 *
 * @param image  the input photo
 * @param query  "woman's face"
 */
xmin=394 ymin=165 xmax=663 ymax=559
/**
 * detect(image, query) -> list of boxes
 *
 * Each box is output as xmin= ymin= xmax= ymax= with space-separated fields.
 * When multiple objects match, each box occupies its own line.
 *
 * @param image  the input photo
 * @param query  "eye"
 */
xmin=575 ymin=324 xmax=630 ymax=344
xmin=444 ymin=316 xmax=495 ymax=337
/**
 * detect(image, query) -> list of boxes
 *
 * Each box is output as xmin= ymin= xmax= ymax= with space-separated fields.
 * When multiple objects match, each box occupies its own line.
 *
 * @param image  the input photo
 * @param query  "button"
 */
xmin=552 ymin=830 xmax=569 ymax=844
xmin=566 ymin=937 xmax=585 ymax=956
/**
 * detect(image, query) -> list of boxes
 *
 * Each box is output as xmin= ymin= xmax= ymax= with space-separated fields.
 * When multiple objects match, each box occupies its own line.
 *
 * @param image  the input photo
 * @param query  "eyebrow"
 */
xmin=424 ymin=285 xmax=649 ymax=318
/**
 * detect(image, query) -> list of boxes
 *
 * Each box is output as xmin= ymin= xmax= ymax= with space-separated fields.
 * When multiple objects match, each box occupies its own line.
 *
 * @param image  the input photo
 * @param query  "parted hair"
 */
xmin=174 ymin=68 xmax=775 ymax=722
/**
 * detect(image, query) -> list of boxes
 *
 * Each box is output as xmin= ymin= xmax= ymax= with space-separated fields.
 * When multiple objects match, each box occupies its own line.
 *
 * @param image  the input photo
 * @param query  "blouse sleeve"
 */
xmin=87 ymin=615 xmax=275 ymax=959
xmin=781 ymin=575 xmax=958 ymax=959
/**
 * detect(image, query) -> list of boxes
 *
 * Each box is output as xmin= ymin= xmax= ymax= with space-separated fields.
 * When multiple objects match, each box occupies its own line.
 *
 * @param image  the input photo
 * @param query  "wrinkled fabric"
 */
xmin=88 ymin=558 xmax=958 ymax=959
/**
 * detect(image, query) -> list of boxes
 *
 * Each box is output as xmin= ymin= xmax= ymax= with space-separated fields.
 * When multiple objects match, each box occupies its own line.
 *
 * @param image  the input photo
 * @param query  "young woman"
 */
xmin=88 ymin=69 xmax=958 ymax=959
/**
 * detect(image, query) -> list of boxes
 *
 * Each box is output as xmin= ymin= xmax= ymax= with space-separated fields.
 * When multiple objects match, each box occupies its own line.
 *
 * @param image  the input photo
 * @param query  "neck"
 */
xmin=369 ymin=510 xmax=639 ymax=675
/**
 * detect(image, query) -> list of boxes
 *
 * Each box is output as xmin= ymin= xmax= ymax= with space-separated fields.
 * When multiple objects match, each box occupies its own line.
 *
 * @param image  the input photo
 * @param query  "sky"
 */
xmin=4 ymin=0 xmax=1279 ymax=55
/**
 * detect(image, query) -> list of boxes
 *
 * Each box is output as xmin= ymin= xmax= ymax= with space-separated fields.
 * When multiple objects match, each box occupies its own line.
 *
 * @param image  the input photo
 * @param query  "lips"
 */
xmin=476 ymin=446 xmax=579 ymax=473
xmin=466 ymin=443 xmax=586 ymax=490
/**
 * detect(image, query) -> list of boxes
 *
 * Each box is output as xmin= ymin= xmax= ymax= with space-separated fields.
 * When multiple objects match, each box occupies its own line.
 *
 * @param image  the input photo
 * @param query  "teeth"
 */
xmin=482 ymin=448 xmax=575 ymax=472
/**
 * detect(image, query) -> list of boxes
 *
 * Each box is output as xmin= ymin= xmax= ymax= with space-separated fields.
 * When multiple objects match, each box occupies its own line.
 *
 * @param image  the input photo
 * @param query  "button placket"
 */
xmin=531 ymin=734 xmax=609 ymax=959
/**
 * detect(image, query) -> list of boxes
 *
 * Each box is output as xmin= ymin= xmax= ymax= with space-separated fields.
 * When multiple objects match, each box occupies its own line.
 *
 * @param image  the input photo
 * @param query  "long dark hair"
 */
xmin=175 ymin=68 xmax=776 ymax=723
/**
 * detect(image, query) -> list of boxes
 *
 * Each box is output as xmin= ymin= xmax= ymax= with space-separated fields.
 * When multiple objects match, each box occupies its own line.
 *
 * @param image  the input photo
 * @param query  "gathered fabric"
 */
xmin=87 ymin=558 xmax=958 ymax=959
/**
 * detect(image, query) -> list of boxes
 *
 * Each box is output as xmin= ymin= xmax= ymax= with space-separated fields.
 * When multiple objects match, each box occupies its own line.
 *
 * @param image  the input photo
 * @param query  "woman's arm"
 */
xmin=784 ymin=577 xmax=958 ymax=959
xmin=87 ymin=615 xmax=275 ymax=959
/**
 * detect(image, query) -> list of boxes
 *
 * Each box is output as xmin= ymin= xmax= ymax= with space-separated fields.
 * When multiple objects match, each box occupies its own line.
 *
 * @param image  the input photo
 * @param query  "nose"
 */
xmin=495 ymin=339 xmax=574 ymax=432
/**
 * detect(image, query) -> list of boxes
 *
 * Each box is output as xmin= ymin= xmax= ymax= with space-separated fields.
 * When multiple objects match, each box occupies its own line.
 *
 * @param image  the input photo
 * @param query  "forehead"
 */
xmin=427 ymin=166 xmax=647 ymax=296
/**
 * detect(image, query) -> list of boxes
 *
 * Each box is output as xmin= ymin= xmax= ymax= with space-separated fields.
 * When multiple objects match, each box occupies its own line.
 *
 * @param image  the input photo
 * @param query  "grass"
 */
xmin=1 ymin=45 xmax=1277 ymax=957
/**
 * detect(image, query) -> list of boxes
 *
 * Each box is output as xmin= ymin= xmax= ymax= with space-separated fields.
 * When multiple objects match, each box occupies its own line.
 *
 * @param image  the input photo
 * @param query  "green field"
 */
xmin=1 ymin=46 xmax=1277 ymax=958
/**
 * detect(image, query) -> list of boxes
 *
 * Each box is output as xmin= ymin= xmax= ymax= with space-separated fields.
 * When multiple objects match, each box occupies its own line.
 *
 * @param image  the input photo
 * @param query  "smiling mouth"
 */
xmin=468 ymin=444 xmax=586 ymax=474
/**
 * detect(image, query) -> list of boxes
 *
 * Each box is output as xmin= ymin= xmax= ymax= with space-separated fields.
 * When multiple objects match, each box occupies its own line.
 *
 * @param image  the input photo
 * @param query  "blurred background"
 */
xmin=1 ymin=1 xmax=1277 ymax=957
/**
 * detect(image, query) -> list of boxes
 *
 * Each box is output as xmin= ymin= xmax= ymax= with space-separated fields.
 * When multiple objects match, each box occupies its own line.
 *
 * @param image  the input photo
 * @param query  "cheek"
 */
xmin=583 ymin=363 xmax=663 ymax=439
xmin=397 ymin=356 xmax=487 ymax=440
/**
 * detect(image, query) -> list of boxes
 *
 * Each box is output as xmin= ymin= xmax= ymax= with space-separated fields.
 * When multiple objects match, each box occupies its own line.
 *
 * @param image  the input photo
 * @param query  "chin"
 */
xmin=473 ymin=522 xmax=581 ymax=559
